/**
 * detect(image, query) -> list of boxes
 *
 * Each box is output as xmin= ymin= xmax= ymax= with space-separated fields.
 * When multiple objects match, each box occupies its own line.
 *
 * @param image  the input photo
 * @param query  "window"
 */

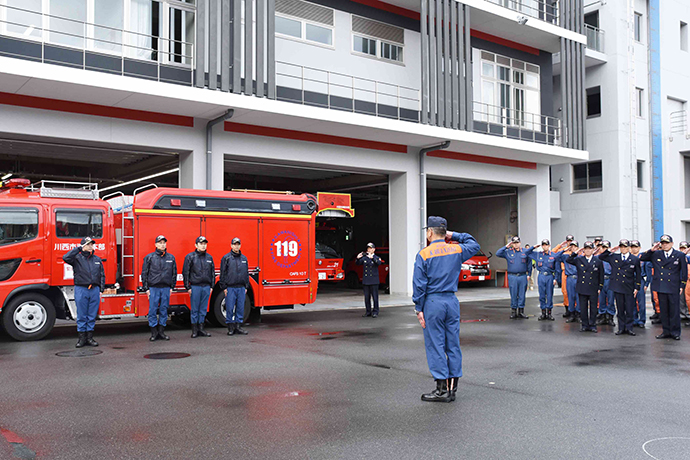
xmin=587 ymin=86 xmax=601 ymax=118
xmin=351 ymin=15 xmax=404 ymax=64
xmin=573 ymin=161 xmax=603 ymax=192
xmin=305 ymin=23 xmax=332 ymax=45
xmin=637 ymin=160 xmax=645 ymax=189
xmin=55 ymin=211 xmax=103 ymax=239
xmin=0 ymin=208 xmax=38 ymax=246
xmin=275 ymin=0 xmax=334 ymax=47
xmin=681 ymin=22 xmax=688 ymax=52
xmin=636 ymin=87 xmax=644 ymax=117
xmin=380 ymin=41 xmax=403 ymax=62
xmin=353 ymin=35 xmax=376 ymax=56
xmin=275 ymin=16 xmax=301 ymax=38
xmin=634 ymin=12 xmax=642 ymax=42
xmin=275 ymin=14 xmax=333 ymax=46
xmin=1 ymin=0 xmax=42 ymax=38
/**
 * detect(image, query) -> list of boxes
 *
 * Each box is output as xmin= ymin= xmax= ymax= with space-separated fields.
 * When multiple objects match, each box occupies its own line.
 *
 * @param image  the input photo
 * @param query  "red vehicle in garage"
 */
xmin=459 ymin=250 xmax=492 ymax=282
xmin=315 ymin=192 xmax=354 ymax=284
xmin=0 ymin=179 xmax=319 ymax=341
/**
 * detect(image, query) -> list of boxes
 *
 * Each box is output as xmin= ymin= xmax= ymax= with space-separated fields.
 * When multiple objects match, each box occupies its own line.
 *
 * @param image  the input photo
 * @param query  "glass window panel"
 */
xmin=573 ymin=164 xmax=588 ymax=191
xmin=512 ymin=60 xmax=525 ymax=70
xmin=588 ymin=161 xmax=602 ymax=189
xmin=276 ymin=15 xmax=301 ymax=38
xmin=498 ymin=66 xmax=510 ymax=81
xmin=513 ymin=70 xmax=524 ymax=85
xmin=5 ymin=0 xmax=42 ymax=38
xmin=93 ymin=0 xmax=123 ymax=53
xmin=129 ymin=0 xmax=161 ymax=60
xmin=168 ymin=7 xmax=194 ymax=63
xmin=305 ymin=23 xmax=332 ymax=45
xmin=481 ymin=51 xmax=494 ymax=61
xmin=354 ymin=35 xmax=375 ymax=56
xmin=481 ymin=80 xmax=494 ymax=122
xmin=637 ymin=160 xmax=644 ymax=188
xmin=0 ymin=209 xmax=38 ymax=246
xmin=56 ymin=211 xmax=103 ymax=239
xmin=49 ymin=0 xmax=87 ymax=48
xmin=525 ymin=73 xmax=539 ymax=88
xmin=482 ymin=62 xmax=494 ymax=78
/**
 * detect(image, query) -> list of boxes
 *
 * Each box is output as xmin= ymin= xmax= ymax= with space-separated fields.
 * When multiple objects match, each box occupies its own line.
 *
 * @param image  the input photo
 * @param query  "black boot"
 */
xmin=150 ymin=327 xmax=159 ymax=342
xmin=566 ymin=312 xmax=580 ymax=323
xmin=510 ymin=309 xmax=518 ymax=319
xmin=158 ymin=325 xmax=169 ymax=341
xmin=596 ymin=314 xmax=606 ymax=325
xmin=227 ymin=323 xmax=236 ymax=336
xmin=235 ymin=323 xmax=248 ymax=335
xmin=608 ymin=313 xmax=615 ymax=327
xmin=449 ymin=377 xmax=459 ymax=402
xmin=191 ymin=323 xmax=199 ymax=338
xmin=538 ymin=310 xmax=547 ymax=321
xmin=421 ymin=379 xmax=451 ymax=402
xmin=650 ymin=312 xmax=659 ymax=320
xmin=546 ymin=308 xmax=555 ymax=321
xmin=563 ymin=309 xmax=572 ymax=318
xmin=85 ymin=331 xmax=98 ymax=347
xmin=517 ymin=308 xmax=528 ymax=319
xmin=75 ymin=332 xmax=87 ymax=348
xmin=197 ymin=322 xmax=211 ymax=337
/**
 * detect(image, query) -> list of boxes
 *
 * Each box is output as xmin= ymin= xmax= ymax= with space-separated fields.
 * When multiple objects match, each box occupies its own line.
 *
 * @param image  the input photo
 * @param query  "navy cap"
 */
xmin=660 ymin=234 xmax=673 ymax=243
xmin=81 ymin=237 xmax=94 ymax=245
xmin=425 ymin=216 xmax=447 ymax=228
xmin=619 ymin=239 xmax=630 ymax=247
xmin=511 ymin=236 xmax=521 ymax=243
xmin=565 ymin=234 xmax=575 ymax=241
xmin=231 ymin=237 xmax=241 ymax=244
xmin=584 ymin=241 xmax=594 ymax=249
xmin=679 ymin=241 xmax=689 ymax=249
xmin=541 ymin=239 xmax=550 ymax=245
xmin=155 ymin=235 xmax=167 ymax=243
xmin=569 ymin=240 xmax=579 ymax=247
xmin=630 ymin=240 xmax=641 ymax=247
xmin=601 ymin=240 xmax=611 ymax=248
xmin=594 ymin=237 xmax=602 ymax=241
xmin=196 ymin=236 xmax=208 ymax=244
xmin=367 ymin=242 xmax=375 ymax=248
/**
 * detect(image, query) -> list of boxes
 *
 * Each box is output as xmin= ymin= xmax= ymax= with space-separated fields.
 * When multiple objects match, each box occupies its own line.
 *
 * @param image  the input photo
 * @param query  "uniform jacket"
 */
xmin=566 ymin=254 xmax=604 ymax=295
xmin=219 ymin=250 xmax=250 ymax=289
xmin=556 ymin=251 xmax=578 ymax=276
xmin=639 ymin=249 xmax=688 ymax=294
xmin=413 ymin=232 xmax=480 ymax=312
xmin=182 ymin=250 xmax=215 ymax=289
xmin=598 ymin=250 xmax=641 ymax=295
xmin=528 ymin=250 xmax=559 ymax=275
xmin=63 ymin=247 xmax=105 ymax=291
xmin=141 ymin=249 xmax=177 ymax=290
xmin=643 ymin=261 xmax=653 ymax=288
xmin=356 ymin=253 xmax=382 ymax=285
xmin=496 ymin=245 xmax=533 ymax=274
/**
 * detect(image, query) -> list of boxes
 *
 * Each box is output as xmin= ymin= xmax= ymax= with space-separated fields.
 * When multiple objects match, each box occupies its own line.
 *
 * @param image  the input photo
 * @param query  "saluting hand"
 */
xmin=610 ymin=246 xmax=620 ymax=253
xmin=651 ymin=242 xmax=661 ymax=251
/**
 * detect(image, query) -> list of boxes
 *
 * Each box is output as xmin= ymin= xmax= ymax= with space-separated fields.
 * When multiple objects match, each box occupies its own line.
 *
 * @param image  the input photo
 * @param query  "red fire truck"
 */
xmin=0 ymin=179 xmax=319 ymax=341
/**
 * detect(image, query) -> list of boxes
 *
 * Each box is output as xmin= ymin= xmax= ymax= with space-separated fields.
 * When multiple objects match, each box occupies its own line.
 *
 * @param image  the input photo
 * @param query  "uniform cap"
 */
xmin=367 ymin=242 xmax=375 ymax=248
xmin=660 ymin=234 xmax=673 ymax=243
xmin=583 ymin=241 xmax=594 ymax=249
xmin=511 ymin=236 xmax=521 ymax=243
xmin=601 ymin=240 xmax=611 ymax=248
xmin=541 ymin=239 xmax=550 ymax=245
xmin=630 ymin=240 xmax=641 ymax=247
xmin=155 ymin=235 xmax=167 ymax=243
xmin=425 ymin=216 xmax=447 ymax=228
xmin=679 ymin=241 xmax=689 ymax=249
xmin=565 ymin=234 xmax=575 ymax=241
xmin=619 ymin=239 xmax=630 ymax=247
xmin=196 ymin=236 xmax=208 ymax=244
xmin=81 ymin=237 xmax=94 ymax=245
xmin=231 ymin=237 xmax=241 ymax=244
xmin=569 ymin=240 xmax=579 ymax=247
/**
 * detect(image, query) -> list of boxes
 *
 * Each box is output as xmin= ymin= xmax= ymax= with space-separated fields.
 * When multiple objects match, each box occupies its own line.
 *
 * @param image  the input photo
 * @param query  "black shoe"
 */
xmin=158 ymin=325 xmax=169 ymax=341
xmin=672 ymin=336 xmax=681 ymax=341
xmin=626 ymin=330 xmax=636 ymax=336
xmin=650 ymin=312 xmax=660 ymax=320
xmin=615 ymin=330 xmax=625 ymax=335
xmin=566 ymin=314 xmax=580 ymax=323
xmin=75 ymin=332 xmax=87 ymax=348
xmin=372 ymin=313 xmax=378 ymax=318
xmin=589 ymin=327 xmax=598 ymax=333
xmin=546 ymin=309 xmax=555 ymax=321
xmin=580 ymin=326 xmax=588 ymax=332
xmin=563 ymin=309 xmax=572 ymax=318
xmin=510 ymin=309 xmax=518 ymax=319
xmin=235 ymin=324 xmax=248 ymax=335
xmin=421 ymin=380 xmax=451 ymax=403
xmin=150 ymin=327 xmax=159 ymax=342
xmin=608 ymin=314 xmax=616 ymax=326
xmin=197 ymin=323 xmax=211 ymax=337
xmin=362 ymin=312 xmax=372 ymax=317
xmin=656 ymin=333 xmax=672 ymax=339
xmin=227 ymin=324 xmax=235 ymax=336
xmin=538 ymin=310 xmax=547 ymax=321
xmin=517 ymin=308 xmax=528 ymax=319
xmin=651 ymin=319 xmax=662 ymax=325
xmin=85 ymin=331 xmax=98 ymax=347
xmin=191 ymin=323 xmax=199 ymax=338
xmin=634 ymin=323 xmax=646 ymax=328
xmin=449 ymin=377 xmax=459 ymax=402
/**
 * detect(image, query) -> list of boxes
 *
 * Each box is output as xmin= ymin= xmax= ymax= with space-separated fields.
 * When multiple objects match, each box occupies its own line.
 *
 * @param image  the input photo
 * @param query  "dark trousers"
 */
xmin=614 ymin=292 xmax=635 ymax=332
xmin=363 ymin=284 xmax=379 ymax=314
xmin=579 ymin=293 xmax=598 ymax=329
xmin=658 ymin=292 xmax=681 ymax=337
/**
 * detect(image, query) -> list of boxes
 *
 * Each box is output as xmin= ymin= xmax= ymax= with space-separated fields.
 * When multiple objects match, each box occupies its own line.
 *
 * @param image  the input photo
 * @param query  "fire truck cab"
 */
xmin=0 ymin=179 xmax=319 ymax=341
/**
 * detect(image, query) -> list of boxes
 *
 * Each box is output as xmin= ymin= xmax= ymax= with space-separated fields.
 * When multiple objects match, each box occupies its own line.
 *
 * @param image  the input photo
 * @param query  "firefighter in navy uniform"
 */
xmin=566 ymin=241 xmax=604 ymax=332
xmin=595 ymin=241 xmax=616 ymax=326
xmin=678 ymin=241 xmax=690 ymax=321
xmin=356 ymin=242 xmax=384 ymax=318
xmin=599 ymin=239 xmax=642 ymax=336
xmin=496 ymin=236 xmax=533 ymax=319
xmin=141 ymin=235 xmax=177 ymax=342
xmin=220 ymin=237 xmax=250 ymax=336
xmin=63 ymin=237 xmax=105 ymax=348
xmin=640 ymin=235 xmax=688 ymax=340
xmin=183 ymin=236 xmax=215 ymax=338
xmin=528 ymin=239 xmax=558 ymax=321
xmin=413 ymin=216 xmax=480 ymax=403
xmin=630 ymin=240 xmax=648 ymax=328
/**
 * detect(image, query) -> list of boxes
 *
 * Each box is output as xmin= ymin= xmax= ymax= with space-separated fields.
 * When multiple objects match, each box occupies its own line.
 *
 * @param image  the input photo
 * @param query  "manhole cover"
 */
xmin=144 ymin=352 xmax=190 ymax=360
xmin=56 ymin=350 xmax=103 ymax=357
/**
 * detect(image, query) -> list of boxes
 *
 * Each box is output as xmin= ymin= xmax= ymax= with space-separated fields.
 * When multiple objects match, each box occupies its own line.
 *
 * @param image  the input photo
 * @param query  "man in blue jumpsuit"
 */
xmin=566 ymin=241 xmax=604 ymax=332
xmin=630 ymin=240 xmax=649 ymax=327
xmin=413 ymin=216 xmax=480 ymax=403
xmin=595 ymin=240 xmax=616 ymax=326
xmin=496 ymin=236 xmax=532 ymax=320
xmin=528 ymin=239 xmax=558 ymax=321
xmin=599 ymin=239 xmax=642 ymax=335
xmin=557 ymin=241 xmax=580 ymax=322
xmin=678 ymin=241 xmax=690 ymax=321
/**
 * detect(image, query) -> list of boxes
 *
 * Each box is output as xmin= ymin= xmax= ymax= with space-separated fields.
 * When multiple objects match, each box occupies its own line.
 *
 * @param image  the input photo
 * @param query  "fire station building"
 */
xmin=0 ymin=0 xmax=589 ymax=295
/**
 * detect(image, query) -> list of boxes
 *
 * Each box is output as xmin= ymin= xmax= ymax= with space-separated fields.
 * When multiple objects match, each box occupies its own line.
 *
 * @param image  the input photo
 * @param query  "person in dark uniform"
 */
xmin=356 ymin=242 xmax=384 ymax=318
xmin=640 ymin=235 xmax=688 ymax=340
xmin=567 ymin=241 xmax=604 ymax=332
xmin=141 ymin=235 xmax=177 ymax=341
xmin=413 ymin=216 xmax=479 ymax=403
xmin=630 ymin=240 xmax=649 ymax=328
xmin=63 ymin=237 xmax=105 ymax=348
xmin=554 ymin=235 xmax=575 ymax=316
xmin=220 ymin=237 xmax=250 ymax=336
xmin=678 ymin=241 xmax=690 ymax=321
xmin=682 ymin=243 xmax=690 ymax=325
xmin=183 ymin=236 xmax=215 ymax=338
xmin=528 ymin=239 xmax=558 ymax=321
xmin=496 ymin=236 xmax=532 ymax=319
xmin=595 ymin=240 xmax=616 ymax=326
xmin=598 ymin=239 xmax=642 ymax=336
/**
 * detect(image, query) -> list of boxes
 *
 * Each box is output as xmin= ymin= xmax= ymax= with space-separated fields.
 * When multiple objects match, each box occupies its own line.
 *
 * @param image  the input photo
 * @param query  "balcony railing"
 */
xmin=0 ymin=3 xmax=194 ymax=85
xmin=584 ymin=24 xmax=604 ymax=52
xmin=472 ymin=101 xmax=562 ymax=146
xmin=484 ymin=0 xmax=560 ymax=26
xmin=670 ymin=110 xmax=688 ymax=141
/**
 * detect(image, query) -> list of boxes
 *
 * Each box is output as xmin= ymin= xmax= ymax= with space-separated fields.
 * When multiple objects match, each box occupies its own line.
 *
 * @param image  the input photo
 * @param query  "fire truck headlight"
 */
xmin=336 ymin=273 xmax=344 ymax=279
xmin=461 ymin=264 xmax=470 ymax=270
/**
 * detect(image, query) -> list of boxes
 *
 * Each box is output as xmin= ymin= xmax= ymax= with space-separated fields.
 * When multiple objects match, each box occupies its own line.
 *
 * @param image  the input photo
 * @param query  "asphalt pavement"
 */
xmin=1 ymin=295 xmax=690 ymax=460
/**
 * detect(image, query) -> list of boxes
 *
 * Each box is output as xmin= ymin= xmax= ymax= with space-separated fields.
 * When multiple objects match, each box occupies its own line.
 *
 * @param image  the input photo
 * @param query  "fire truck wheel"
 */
xmin=1 ymin=293 xmax=56 ymax=342
xmin=211 ymin=290 xmax=258 ymax=325
xmin=346 ymin=273 xmax=360 ymax=290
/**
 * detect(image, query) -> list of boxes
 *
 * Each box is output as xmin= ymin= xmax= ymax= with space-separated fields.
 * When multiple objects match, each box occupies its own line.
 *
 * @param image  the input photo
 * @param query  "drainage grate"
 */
xmin=144 ymin=352 xmax=190 ymax=360
xmin=56 ymin=350 xmax=103 ymax=357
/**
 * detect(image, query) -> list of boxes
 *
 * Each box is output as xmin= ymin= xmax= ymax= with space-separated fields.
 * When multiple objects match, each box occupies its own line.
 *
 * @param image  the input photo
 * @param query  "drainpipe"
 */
xmin=206 ymin=109 xmax=234 ymax=190
xmin=419 ymin=141 xmax=451 ymax=248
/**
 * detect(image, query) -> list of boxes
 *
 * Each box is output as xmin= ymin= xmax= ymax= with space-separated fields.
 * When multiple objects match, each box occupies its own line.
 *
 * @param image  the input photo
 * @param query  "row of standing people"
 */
xmin=63 ymin=234 xmax=252 ymax=348
xmin=496 ymin=234 xmax=689 ymax=339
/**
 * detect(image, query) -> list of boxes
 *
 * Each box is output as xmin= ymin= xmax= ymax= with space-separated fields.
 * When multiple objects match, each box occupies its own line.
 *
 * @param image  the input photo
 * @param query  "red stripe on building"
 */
xmin=427 ymin=150 xmax=537 ymax=169
xmin=224 ymin=122 xmax=409 ymax=153
xmin=349 ymin=0 xmax=420 ymax=20
xmin=0 ymin=92 xmax=194 ymax=127
xmin=470 ymin=30 xmax=540 ymax=55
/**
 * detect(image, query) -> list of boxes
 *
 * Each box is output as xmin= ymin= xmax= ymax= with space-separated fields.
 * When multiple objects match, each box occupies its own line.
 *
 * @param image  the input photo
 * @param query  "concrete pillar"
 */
xmin=178 ymin=149 xmax=205 ymax=189
xmin=517 ymin=164 xmax=551 ymax=244
xmin=389 ymin=169 xmax=420 ymax=297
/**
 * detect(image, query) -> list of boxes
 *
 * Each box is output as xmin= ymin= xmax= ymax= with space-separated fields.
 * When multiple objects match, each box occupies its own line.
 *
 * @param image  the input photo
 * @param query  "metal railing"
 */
xmin=0 ymin=3 xmax=194 ymax=85
xmin=275 ymin=61 xmax=421 ymax=122
xmin=670 ymin=110 xmax=688 ymax=141
xmin=484 ymin=0 xmax=560 ymax=26
xmin=584 ymin=24 xmax=604 ymax=52
xmin=472 ymin=101 xmax=562 ymax=145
